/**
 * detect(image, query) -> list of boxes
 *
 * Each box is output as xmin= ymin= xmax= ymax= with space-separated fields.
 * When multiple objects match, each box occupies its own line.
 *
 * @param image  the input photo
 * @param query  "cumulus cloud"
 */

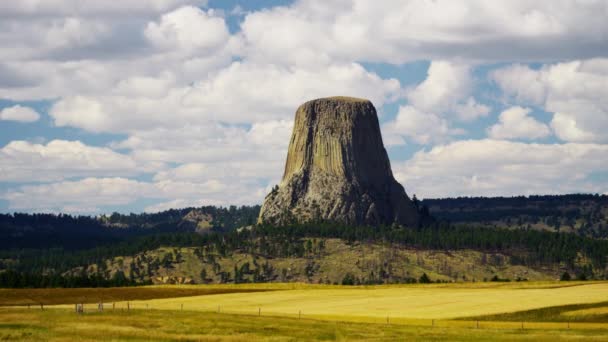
xmin=145 ymin=6 xmax=229 ymax=53
xmin=406 ymin=61 xmax=489 ymax=121
xmin=0 ymin=177 xmax=158 ymax=213
xmin=1 ymin=1 xmax=608 ymax=214
xmin=395 ymin=140 xmax=608 ymax=198
xmin=1 ymin=175 xmax=266 ymax=213
xmin=487 ymin=106 xmax=551 ymax=140
xmin=240 ymin=0 xmax=608 ymax=65
xmin=0 ymin=1 xmax=208 ymax=17
xmin=493 ymin=59 xmax=608 ymax=143
xmin=383 ymin=106 xmax=459 ymax=145
xmin=47 ymin=62 xmax=400 ymax=132
xmin=0 ymin=105 xmax=40 ymax=122
xmin=0 ymin=140 xmax=139 ymax=182
xmin=383 ymin=61 xmax=487 ymax=145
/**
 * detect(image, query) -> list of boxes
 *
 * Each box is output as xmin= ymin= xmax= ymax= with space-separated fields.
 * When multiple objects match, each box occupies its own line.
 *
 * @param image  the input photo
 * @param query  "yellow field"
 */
xmin=63 ymin=282 xmax=608 ymax=322
xmin=3 ymin=282 xmax=608 ymax=340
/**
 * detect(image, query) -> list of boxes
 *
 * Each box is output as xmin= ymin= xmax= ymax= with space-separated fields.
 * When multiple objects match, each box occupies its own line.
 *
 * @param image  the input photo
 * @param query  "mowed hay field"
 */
xmin=92 ymin=282 xmax=608 ymax=321
xmin=3 ymin=282 xmax=608 ymax=341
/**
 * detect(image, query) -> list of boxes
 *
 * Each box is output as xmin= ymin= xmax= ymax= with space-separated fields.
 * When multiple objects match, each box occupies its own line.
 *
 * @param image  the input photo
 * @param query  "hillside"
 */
xmin=3 ymin=222 xmax=607 ymax=288
xmin=2 ymin=195 xmax=608 ymax=288
xmin=422 ymin=194 xmax=608 ymax=238
xmin=76 ymin=239 xmax=568 ymax=286
xmin=0 ymin=206 xmax=260 ymax=250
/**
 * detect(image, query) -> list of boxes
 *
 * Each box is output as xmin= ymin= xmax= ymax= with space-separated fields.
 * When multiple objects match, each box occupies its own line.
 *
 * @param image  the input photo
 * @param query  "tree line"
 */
xmin=2 ymin=220 xmax=608 ymax=287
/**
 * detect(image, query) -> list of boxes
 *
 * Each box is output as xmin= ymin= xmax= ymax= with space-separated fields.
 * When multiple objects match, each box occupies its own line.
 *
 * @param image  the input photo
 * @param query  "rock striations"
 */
xmin=258 ymin=96 xmax=420 ymax=227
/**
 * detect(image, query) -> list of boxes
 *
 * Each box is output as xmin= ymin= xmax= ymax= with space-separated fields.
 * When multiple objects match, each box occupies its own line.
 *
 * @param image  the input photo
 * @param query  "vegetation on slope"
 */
xmin=0 ymin=205 xmax=260 ymax=250
xmin=464 ymin=300 xmax=608 ymax=323
xmin=4 ymin=308 xmax=607 ymax=342
xmin=422 ymin=194 xmax=608 ymax=238
xmin=2 ymin=222 xmax=607 ymax=287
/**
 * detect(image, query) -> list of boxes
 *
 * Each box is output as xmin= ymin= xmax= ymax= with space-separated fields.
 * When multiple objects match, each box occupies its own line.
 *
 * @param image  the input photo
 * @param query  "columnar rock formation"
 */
xmin=258 ymin=96 xmax=420 ymax=227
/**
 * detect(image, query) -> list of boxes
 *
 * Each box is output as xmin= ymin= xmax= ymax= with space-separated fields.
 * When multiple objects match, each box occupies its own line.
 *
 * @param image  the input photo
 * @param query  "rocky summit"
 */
xmin=258 ymin=96 xmax=420 ymax=227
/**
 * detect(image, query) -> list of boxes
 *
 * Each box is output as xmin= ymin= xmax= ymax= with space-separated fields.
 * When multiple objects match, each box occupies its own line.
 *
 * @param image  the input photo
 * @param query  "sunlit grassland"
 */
xmin=2 ymin=308 xmax=608 ymax=341
xmin=3 ymin=282 xmax=608 ymax=341
xmin=4 ymin=281 xmax=589 ymax=306
xmin=0 ymin=285 xmax=278 ymax=306
xmin=62 ymin=282 xmax=608 ymax=321
xmin=465 ymin=300 xmax=608 ymax=323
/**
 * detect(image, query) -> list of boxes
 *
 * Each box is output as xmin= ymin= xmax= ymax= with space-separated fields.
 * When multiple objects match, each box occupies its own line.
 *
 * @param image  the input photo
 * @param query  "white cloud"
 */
xmin=0 ymin=105 xmax=40 ymax=122
xmin=0 ymin=1 xmax=208 ymax=16
xmin=46 ymin=62 xmax=400 ymax=132
xmin=145 ymin=6 xmax=229 ymax=53
xmin=383 ymin=106 xmax=458 ymax=145
xmin=406 ymin=61 xmax=489 ymax=121
xmin=487 ymin=106 xmax=551 ymax=140
xmin=0 ymin=173 xmax=267 ymax=213
xmin=0 ymin=177 xmax=159 ymax=213
xmin=454 ymin=97 xmax=491 ymax=122
xmin=493 ymin=59 xmax=608 ymax=143
xmin=240 ymin=0 xmax=608 ymax=65
xmin=407 ymin=61 xmax=471 ymax=114
xmin=0 ymin=140 xmax=140 ymax=182
xmin=395 ymin=140 xmax=608 ymax=198
xmin=181 ymin=62 xmax=401 ymax=125
xmin=382 ymin=61 xmax=486 ymax=145
xmin=1 ymin=1 xmax=608 ymax=213
xmin=550 ymin=112 xmax=596 ymax=142
xmin=49 ymin=96 xmax=111 ymax=132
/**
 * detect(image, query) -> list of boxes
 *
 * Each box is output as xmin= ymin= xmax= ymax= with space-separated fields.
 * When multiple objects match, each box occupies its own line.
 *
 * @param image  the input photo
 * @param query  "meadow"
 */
xmin=2 ymin=282 xmax=608 ymax=341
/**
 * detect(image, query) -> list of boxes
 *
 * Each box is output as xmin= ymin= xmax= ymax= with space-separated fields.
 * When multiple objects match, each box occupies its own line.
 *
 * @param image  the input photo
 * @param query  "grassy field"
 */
xmin=2 ymin=308 xmax=608 ymax=341
xmin=93 ymin=240 xmax=566 ymax=286
xmin=78 ymin=282 xmax=608 ymax=321
xmin=0 ymin=285 xmax=277 ymax=306
xmin=2 ymin=282 xmax=608 ymax=341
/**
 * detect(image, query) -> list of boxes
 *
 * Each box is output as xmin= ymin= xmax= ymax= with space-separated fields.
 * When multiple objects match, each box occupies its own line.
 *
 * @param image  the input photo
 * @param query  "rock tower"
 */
xmin=258 ymin=96 xmax=420 ymax=227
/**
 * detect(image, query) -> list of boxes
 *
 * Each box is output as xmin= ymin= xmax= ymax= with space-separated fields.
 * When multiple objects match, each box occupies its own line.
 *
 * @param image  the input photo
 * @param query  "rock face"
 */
xmin=258 ymin=96 xmax=420 ymax=227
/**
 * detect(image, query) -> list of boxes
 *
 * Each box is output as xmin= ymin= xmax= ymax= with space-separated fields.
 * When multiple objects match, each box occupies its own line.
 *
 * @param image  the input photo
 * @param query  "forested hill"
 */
xmin=422 ymin=194 xmax=608 ymax=238
xmin=0 ymin=205 xmax=260 ymax=250
xmin=2 ymin=195 xmax=608 ymax=287
xmin=2 ymin=194 xmax=608 ymax=252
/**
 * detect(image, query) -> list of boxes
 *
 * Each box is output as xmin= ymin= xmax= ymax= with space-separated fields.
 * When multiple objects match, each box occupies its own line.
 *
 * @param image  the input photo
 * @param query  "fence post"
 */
xmin=521 ymin=321 xmax=524 ymax=330
xmin=258 ymin=307 xmax=261 ymax=316
xmin=386 ymin=316 xmax=389 ymax=324
xmin=112 ymin=302 xmax=115 ymax=311
xmin=40 ymin=303 xmax=43 ymax=310
xmin=299 ymin=310 xmax=301 ymax=320
xmin=127 ymin=302 xmax=130 ymax=312
xmin=181 ymin=304 xmax=183 ymax=311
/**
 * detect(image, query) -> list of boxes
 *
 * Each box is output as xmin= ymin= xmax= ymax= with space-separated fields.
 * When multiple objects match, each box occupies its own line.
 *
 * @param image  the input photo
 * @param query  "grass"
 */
xmin=86 ymin=282 xmax=608 ymax=321
xmin=0 ymin=285 xmax=276 ymax=306
xmin=3 ymin=282 xmax=608 ymax=340
xmin=94 ymin=239 xmax=565 ymax=285
xmin=464 ymin=301 xmax=608 ymax=323
xmin=2 ymin=308 xmax=608 ymax=341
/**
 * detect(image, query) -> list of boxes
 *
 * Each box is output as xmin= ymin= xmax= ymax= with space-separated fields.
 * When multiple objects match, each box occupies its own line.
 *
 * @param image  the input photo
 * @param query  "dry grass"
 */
xmin=0 ymin=286 xmax=275 ymax=306
xmin=3 ymin=282 xmax=608 ymax=340
xmin=78 ymin=282 xmax=608 ymax=321
xmin=2 ymin=308 xmax=608 ymax=341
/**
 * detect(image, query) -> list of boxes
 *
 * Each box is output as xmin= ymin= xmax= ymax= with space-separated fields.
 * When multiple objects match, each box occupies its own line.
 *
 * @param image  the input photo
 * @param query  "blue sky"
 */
xmin=1 ymin=0 xmax=607 ymax=214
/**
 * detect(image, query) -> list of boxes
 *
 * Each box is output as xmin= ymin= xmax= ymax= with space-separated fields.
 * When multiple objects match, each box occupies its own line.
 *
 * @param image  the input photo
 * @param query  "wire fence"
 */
xmin=13 ymin=302 xmax=608 ymax=331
